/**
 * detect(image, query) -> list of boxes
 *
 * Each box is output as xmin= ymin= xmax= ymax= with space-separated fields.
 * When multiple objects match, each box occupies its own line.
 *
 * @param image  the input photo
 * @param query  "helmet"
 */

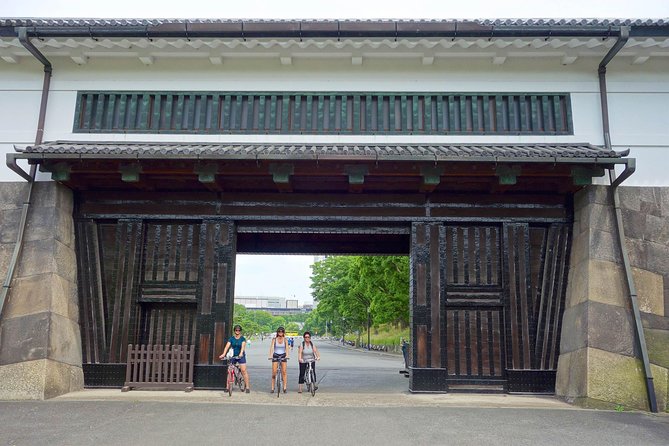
xmin=233 ymin=324 xmax=242 ymax=331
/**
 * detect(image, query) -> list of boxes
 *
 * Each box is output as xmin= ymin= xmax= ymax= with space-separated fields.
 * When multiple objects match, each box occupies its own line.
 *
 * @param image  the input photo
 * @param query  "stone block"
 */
xmin=645 ymin=241 xmax=669 ymax=279
xmin=24 ymin=205 xmax=75 ymax=247
xmin=644 ymin=328 xmax=669 ymax=369
xmin=0 ymin=360 xmax=47 ymax=400
xmin=0 ymin=359 xmax=84 ymax=400
xmin=589 ymin=228 xmax=622 ymax=264
xmin=15 ymin=238 xmax=77 ymax=283
xmin=555 ymin=347 xmax=587 ymax=398
xmin=633 ymin=267 xmax=664 ymax=317
xmin=0 ymin=208 xmax=22 ymax=243
xmin=31 ymin=182 xmax=73 ymax=215
xmin=1 ymin=311 xmax=82 ymax=367
xmin=640 ymin=197 xmax=662 ymax=218
xmin=44 ymin=360 xmax=84 ymax=399
xmin=559 ymin=303 xmax=588 ymax=354
xmin=620 ymin=208 xmax=646 ymax=242
xmin=568 ymin=230 xmax=590 ymax=270
xmin=582 ymin=203 xmax=616 ymax=235
xmin=645 ymin=213 xmax=669 ymax=246
xmin=641 ymin=312 xmax=669 ymax=331
xmin=659 ymin=188 xmax=669 ymax=217
xmin=0 ymin=243 xmax=13 ymax=281
xmin=574 ymin=185 xmax=610 ymax=210
xmin=587 ymin=260 xmax=628 ymax=309
xmin=587 ymin=301 xmax=637 ymax=357
xmin=4 ymin=273 xmax=78 ymax=321
xmin=626 ymin=238 xmax=648 ymax=271
xmin=0 ymin=312 xmax=49 ymax=365
xmin=618 ymin=186 xmax=642 ymax=213
xmin=587 ymin=347 xmax=667 ymax=411
xmin=48 ymin=313 xmax=83 ymax=367
xmin=0 ymin=182 xmax=28 ymax=211
xmin=565 ymin=260 xmax=588 ymax=308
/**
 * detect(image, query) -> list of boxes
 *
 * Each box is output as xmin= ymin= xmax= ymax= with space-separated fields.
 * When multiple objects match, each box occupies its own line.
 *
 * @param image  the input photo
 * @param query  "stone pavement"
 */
xmin=54 ymin=388 xmax=578 ymax=409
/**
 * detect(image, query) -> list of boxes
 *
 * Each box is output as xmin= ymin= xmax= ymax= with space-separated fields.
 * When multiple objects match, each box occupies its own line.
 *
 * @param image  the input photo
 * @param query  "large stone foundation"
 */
xmin=556 ymin=186 xmax=669 ymax=411
xmin=0 ymin=182 xmax=83 ymax=400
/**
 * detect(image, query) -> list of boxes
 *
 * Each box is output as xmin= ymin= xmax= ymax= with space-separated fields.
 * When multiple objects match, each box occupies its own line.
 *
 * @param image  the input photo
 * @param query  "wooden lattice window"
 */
xmin=74 ymin=91 xmax=573 ymax=135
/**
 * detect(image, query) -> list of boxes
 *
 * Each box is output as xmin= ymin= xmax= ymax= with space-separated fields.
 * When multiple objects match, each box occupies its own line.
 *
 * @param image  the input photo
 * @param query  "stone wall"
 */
xmin=0 ymin=182 xmax=83 ymax=400
xmin=557 ymin=185 xmax=669 ymax=411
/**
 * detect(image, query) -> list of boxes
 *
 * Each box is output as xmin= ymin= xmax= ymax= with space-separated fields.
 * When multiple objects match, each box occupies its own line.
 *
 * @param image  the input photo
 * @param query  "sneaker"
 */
xmin=283 ymin=389 xmax=287 ymax=393
xmin=245 ymin=389 xmax=250 ymax=394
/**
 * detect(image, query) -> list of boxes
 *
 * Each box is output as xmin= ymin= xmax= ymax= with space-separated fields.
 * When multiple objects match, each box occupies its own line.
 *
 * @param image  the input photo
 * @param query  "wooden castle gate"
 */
xmin=19 ymin=89 xmax=617 ymax=393
xmin=74 ymin=191 xmax=571 ymax=392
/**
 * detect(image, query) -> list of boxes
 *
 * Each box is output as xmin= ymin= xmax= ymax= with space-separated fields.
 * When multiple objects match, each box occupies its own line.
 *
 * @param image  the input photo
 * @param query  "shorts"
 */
xmin=231 ymin=354 xmax=246 ymax=365
xmin=272 ymin=353 xmax=286 ymax=362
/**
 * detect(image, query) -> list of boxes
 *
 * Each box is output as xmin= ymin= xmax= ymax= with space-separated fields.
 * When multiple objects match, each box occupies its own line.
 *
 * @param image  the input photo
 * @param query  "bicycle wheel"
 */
xmin=227 ymin=370 xmax=233 ymax=397
xmin=236 ymin=368 xmax=246 ymax=392
xmin=275 ymin=365 xmax=282 ymax=398
xmin=310 ymin=368 xmax=316 ymax=396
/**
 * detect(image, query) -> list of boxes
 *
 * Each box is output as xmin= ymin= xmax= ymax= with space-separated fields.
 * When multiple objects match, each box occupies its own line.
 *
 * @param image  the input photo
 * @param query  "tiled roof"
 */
xmin=2 ymin=18 xmax=667 ymax=27
xmin=20 ymin=142 xmax=622 ymax=161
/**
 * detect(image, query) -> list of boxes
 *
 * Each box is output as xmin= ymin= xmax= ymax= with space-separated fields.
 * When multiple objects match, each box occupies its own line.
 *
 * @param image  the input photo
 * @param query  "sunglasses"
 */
xmin=304 ymin=336 xmax=311 ymax=338
xmin=234 ymin=329 xmax=241 ymax=332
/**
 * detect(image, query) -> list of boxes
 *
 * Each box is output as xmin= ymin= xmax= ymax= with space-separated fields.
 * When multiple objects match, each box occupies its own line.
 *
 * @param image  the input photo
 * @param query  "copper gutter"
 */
xmin=597 ymin=26 xmax=658 ymax=413
xmin=0 ymin=28 xmax=52 ymax=319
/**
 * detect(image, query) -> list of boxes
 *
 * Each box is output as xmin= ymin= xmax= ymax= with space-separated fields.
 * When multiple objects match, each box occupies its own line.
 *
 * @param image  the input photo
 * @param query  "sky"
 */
xmin=1 ymin=0 xmax=668 ymax=20
xmin=235 ymin=255 xmax=316 ymax=305
xmin=2 ymin=0 xmax=666 ymax=304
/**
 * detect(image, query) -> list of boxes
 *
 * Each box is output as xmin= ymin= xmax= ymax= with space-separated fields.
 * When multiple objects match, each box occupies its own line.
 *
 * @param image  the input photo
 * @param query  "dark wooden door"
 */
xmin=76 ymin=218 xmax=236 ymax=388
xmin=410 ymin=222 xmax=571 ymax=393
xmin=444 ymin=226 xmax=506 ymax=389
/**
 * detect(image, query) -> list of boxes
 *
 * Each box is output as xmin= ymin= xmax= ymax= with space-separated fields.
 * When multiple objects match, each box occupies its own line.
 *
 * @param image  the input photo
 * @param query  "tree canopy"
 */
xmin=304 ymin=256 xmax=409 ymax=336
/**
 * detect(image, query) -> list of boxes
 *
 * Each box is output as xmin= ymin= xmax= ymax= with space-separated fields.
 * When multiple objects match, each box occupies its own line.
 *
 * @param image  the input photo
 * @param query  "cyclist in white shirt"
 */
xmin=268 ymin=326 xmax=290 ymax=393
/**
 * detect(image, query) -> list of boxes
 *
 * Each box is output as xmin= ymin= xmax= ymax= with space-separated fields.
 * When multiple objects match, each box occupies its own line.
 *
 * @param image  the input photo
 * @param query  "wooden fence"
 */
xmin=122 ymin=344 xmax=195 ymax=392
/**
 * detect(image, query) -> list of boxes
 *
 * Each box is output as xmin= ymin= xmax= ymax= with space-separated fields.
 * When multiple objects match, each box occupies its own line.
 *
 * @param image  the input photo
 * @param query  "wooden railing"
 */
xmin=122 ymin=344 xmax=195 ymax=392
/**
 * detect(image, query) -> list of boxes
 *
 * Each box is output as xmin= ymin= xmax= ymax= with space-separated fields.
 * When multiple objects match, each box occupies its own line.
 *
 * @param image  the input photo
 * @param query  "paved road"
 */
xmin=2 ymin=339 xmax=668 ymax=445
xmin=1 ymin=399 xmax=668 ymax=445
xmin=244 ymin=337 xmax=408 ymax=393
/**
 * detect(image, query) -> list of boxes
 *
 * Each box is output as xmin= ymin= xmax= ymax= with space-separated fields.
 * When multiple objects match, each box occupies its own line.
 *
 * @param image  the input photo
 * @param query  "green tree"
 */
xmin=309 ymin=255 xmax=409 ymax=337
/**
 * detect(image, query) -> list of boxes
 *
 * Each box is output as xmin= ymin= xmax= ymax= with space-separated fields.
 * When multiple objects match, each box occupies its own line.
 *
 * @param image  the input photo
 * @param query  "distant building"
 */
xmin=235 ymin=296 xmax=310 ymax=315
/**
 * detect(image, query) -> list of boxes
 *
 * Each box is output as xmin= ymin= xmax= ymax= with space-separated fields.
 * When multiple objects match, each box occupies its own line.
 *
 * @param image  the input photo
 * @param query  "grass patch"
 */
xmin=344 ymin=324 xmax=409 ymax=350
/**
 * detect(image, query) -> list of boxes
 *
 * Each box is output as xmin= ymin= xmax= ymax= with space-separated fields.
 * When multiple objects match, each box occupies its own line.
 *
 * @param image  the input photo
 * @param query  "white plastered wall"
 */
xmin=1 ymin=54 xmax=667 ymax=184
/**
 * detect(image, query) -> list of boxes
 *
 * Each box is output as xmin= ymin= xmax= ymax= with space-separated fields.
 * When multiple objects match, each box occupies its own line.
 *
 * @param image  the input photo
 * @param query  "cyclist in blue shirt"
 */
xmin=218 ymin=324 xmax=251 ymax=393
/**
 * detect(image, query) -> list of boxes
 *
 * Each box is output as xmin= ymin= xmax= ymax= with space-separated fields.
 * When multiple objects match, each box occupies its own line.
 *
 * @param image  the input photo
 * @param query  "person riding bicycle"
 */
xmin=218 ymin=324 xmax=251 ymax=393
xmin=297 ymin=331 xmax=320 ymax=394
xmin=268 ymin=326 xmax=290 ymax=393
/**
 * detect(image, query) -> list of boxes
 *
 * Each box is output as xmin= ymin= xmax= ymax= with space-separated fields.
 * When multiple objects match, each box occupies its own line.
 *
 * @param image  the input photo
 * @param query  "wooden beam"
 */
xmin=419 ymin=165 xmax=443 ymax=192
xmin=495 ymin=165 xmax=521 ymax=185
xmin=119 ymin=163 xmax=142 ymax=182
xmin=269 ymin=163 xmax=294 ymax=192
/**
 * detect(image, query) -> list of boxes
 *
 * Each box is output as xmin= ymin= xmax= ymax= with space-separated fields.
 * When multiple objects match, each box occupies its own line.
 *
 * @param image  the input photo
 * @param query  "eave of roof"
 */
xmin=1 ymin=18 xmax=668 ymax=39
xmin=15 ymin=142 xmax=625 ymax=164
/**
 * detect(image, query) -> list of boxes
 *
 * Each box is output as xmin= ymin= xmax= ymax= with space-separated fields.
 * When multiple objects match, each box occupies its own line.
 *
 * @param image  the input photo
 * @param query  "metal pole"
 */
xmin=367 ymin=307 xmax=371 ymax=350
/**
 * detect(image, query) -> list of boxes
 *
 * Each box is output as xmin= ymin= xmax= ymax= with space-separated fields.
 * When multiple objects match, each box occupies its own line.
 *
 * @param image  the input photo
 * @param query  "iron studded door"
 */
xmin=443 ymin=225 xmax=506 ymax=389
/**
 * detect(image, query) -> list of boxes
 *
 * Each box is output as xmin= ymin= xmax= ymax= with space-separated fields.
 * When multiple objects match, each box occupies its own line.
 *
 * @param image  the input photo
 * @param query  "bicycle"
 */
xmin=224 ymin=356 xmax=246 ymax=396
xmin=269 ymin=356 xmax=288 ymax=398
xmin=303 ymin=360 xmax=317 ymax=396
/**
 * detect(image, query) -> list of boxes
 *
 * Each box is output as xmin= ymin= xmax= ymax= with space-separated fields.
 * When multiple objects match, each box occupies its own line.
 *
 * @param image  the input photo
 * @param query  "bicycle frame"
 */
xmin=304 ymin=360 xmax=317 ymax=396
xmin=271 ymin=356 xmax=288 ymax=398
xmin=226 ymin=358 xmax=245 ymax=396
